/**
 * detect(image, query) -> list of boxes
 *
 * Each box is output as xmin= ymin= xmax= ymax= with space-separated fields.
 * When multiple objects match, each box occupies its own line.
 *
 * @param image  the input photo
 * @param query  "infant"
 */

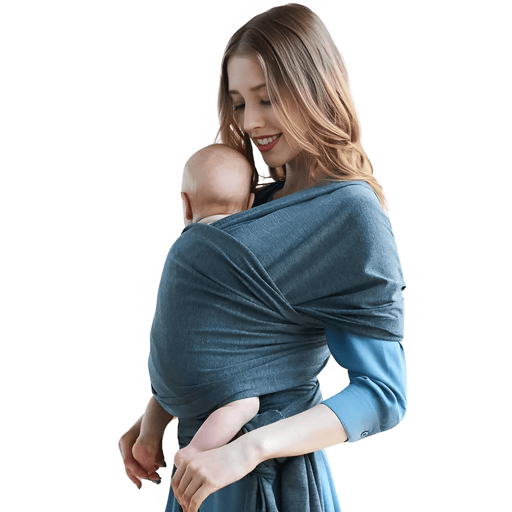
xmin=175 ymin=144 xmax=260 ymax=463
xmin=180 ymin=143 xmax=255 ymax=226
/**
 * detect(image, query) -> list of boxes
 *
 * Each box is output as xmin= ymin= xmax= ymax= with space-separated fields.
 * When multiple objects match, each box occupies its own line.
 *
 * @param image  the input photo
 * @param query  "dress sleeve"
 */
xmin=320 ymin=325 xmax=407 ymax=442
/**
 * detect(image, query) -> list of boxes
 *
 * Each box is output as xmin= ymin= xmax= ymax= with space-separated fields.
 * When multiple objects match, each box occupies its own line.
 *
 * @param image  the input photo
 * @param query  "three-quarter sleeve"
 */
xmin=321 ymin=325 xmax=407 ymax=442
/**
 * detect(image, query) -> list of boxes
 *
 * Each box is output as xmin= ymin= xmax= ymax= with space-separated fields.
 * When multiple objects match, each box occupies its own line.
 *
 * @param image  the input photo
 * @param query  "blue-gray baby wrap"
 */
xmin=149 ymin=180 xmax=406 ymax=511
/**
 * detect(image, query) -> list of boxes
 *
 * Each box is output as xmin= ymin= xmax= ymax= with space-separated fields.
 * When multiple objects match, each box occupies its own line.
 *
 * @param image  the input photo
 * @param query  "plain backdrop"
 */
xmin=1 ymin=1 xmax=510 ymax=511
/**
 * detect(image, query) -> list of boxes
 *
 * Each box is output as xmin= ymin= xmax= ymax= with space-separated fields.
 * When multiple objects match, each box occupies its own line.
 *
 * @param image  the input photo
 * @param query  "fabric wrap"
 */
xmin=149 ymin=180 xmax=405 ymax=511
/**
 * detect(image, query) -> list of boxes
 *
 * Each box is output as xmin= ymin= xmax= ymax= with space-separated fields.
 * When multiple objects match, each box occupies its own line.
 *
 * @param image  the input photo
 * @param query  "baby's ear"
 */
xmin=181 ymin=192 xmax=193 ymax=221
xmin=247 ymin=192 xmax=255 ymax=210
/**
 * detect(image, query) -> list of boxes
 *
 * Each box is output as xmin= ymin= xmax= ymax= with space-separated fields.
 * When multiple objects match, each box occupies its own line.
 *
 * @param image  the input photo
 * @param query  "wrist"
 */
xmin=140 ymin=396 xmax=174 ymax=439
xmin=137 ymin=431 xmax=162 ymax=450
xmin=237 ymin=428 xmax=267 ymax=466
xmin=140 ymin=416 xmax=166 ymax=445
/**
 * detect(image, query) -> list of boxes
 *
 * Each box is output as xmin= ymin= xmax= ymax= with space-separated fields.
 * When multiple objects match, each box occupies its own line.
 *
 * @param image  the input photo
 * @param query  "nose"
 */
xmin=243 ymin=103 xmax=265 ymax=135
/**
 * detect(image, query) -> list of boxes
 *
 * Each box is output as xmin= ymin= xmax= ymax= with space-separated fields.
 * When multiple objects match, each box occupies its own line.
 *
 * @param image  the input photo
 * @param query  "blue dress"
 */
xmin=153 ymin=180 xmax=407 ymax=511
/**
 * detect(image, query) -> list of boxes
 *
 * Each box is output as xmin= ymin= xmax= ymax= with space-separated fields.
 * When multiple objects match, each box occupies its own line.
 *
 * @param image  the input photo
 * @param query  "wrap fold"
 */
xmin=149 ymin=180 xmax=405 ymax=511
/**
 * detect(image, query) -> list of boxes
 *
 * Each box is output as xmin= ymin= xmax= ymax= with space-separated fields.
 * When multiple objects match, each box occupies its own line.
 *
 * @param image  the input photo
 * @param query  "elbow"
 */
xmin=379 ymin=341 xmax=407 ymax=432
xmin=384 ymin=388 xmax=407 ymax=431
xmin=354 ymin=365 xmax=406 ymax=434
xmin=375 ymin=372 xmax=407 ymax=433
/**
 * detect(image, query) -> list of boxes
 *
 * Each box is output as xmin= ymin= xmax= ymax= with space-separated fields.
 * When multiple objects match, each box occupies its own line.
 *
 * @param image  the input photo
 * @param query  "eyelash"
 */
xmin=233 ymin=100 xmax=272 ymax=112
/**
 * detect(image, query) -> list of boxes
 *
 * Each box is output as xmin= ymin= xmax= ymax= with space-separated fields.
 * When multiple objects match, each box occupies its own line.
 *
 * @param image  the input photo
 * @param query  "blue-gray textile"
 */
xmin=149 ymin=180 xmax=405 ymax=511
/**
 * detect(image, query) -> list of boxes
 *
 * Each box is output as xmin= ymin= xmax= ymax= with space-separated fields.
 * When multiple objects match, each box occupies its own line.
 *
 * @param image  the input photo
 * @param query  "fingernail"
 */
xmin=162 ymin=461 xmax=167 ymax=468
xmin=153 ymin=479 xmax=162 ymax=485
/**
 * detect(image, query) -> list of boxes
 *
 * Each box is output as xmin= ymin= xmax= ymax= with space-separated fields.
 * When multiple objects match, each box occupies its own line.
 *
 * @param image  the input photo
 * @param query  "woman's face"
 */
xmin=227 ymin=56 xmax=301 ymax=168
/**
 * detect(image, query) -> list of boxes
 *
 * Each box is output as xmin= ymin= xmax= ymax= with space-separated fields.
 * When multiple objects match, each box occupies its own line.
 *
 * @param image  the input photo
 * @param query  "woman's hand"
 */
xmin=171 ymin=435 xmax=261 ymax=512
xmin=118 ymin=416 xmax=164 ymax=489
xmin=132 ymin=435 xmax=165 ymax=482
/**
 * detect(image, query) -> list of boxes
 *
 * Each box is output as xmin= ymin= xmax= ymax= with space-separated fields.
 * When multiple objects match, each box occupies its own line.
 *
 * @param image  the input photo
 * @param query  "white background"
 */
xmin=1 ymin=1 xmax=510 ymax=511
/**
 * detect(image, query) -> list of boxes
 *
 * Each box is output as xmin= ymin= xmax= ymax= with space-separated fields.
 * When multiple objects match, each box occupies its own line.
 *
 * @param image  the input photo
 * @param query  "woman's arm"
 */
xmin=171 ymin=330 xmax=406 ymax=512
xmin=119 ymin=396 xmax=175 ymax=489
xmin=321 ymin=328 xmax=407 ymax=441
xmin=242 ymin=402 xmax=347 ymax=461
xmin=139 ymin=395 xmax=175 ymax=442
xmin=232 ymin=329 xmax=406 ymax=462
xmin=170 ymin=403 xmax=347 ymax=512
xmin=173 ymin=397 xmax=260 ymax=473
xmin=244 ymin=333 xmax=406 ymax=461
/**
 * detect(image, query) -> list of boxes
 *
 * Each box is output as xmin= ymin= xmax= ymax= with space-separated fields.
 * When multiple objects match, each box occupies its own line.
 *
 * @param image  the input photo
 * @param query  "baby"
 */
xmin=180 ymin=143 xmax=255 ymax=225
xmin=172 ymin=144 xmax=260 ymax=465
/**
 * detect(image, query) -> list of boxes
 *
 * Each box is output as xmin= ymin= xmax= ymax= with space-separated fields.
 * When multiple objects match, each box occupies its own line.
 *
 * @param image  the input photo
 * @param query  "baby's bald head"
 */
xmin=181 ymin=144 xmax=255 ymax=225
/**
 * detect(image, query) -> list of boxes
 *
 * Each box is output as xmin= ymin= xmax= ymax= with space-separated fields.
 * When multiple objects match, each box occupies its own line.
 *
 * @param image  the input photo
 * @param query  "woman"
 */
xmin=119 ymin=4 xmax=406 ymax=512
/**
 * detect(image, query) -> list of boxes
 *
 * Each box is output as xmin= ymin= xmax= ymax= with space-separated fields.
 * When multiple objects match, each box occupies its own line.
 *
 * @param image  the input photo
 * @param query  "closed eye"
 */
xmin=233 ymin=100 xmax=271 ymax=112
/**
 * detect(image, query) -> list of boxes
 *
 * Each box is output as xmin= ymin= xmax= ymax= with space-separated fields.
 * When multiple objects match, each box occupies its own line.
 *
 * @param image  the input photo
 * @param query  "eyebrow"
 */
xmin=228 ymin=83 xmax=267 ymax=95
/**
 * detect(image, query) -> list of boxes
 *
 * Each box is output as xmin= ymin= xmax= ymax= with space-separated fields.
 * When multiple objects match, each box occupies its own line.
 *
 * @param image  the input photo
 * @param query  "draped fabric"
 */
xmin=169 ymin=382 xmax=329 ymax=512
xmin=149 ymin=180 xmax=406 ymax=511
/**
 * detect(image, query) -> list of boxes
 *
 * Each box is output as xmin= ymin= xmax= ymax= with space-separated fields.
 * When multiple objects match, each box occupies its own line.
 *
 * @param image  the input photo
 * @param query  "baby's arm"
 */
xmin=175 ymin=397 xmax=259 ymax=464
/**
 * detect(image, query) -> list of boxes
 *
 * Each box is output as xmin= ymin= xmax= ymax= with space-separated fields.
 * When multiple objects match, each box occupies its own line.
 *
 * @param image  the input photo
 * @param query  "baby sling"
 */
xmin=149 ymin=180 xmax=405 ymax=511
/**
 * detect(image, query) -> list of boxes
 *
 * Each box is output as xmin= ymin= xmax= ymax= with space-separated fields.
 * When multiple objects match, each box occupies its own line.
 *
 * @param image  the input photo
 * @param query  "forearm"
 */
xmin=241 ymin=403 xmax=347 ymax=463
xmin=140 ymin=395 xmax=175 ymax=443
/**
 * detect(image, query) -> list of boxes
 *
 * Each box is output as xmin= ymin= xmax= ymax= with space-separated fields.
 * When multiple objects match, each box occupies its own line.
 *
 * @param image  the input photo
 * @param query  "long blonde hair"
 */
xmin=217 ymin=3 xmax=385 ymax=207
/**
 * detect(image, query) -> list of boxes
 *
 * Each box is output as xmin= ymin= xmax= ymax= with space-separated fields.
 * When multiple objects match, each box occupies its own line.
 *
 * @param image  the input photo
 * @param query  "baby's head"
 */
xmin=181 ymin=144 xmax=255 ymax=226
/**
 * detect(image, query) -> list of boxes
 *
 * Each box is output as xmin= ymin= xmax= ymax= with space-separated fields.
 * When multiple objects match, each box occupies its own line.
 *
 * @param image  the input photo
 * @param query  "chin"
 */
xmin=262 ymin=156 xmax=285 ymax=169
xmin=263 ymin=152 xmax=299 ymax=170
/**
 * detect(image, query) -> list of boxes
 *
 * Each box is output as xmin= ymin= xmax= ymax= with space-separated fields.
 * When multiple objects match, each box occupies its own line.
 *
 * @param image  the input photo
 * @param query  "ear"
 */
xmin=247 ymin=192 xmax=255 ymax=210
xmin=181 ymin=192 xmax=193 ymax=221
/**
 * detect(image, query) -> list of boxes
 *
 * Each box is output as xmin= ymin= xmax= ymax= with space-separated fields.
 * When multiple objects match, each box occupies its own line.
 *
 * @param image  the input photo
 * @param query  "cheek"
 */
xmin=280 ymin=131 xmax=301 ymax=156
xmin=267 ymin=110 xmax=282 ymax=130
xmin=233 ymin=112 xmax=244 ymax=132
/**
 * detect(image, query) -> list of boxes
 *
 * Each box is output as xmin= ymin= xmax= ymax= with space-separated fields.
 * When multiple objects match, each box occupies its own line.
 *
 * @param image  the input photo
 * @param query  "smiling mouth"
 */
xmin=254 ymin=133 xmax=282 ymax=152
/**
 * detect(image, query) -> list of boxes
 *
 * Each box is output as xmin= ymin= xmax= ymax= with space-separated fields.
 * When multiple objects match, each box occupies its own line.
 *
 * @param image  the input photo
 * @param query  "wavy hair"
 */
xmin=217 ymin=3 xmax=385 ymax=207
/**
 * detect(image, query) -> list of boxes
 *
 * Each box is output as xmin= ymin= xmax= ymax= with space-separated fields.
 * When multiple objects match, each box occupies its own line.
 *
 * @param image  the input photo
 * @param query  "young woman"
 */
xmin=119 ymin=5 xmax=406 ymax=512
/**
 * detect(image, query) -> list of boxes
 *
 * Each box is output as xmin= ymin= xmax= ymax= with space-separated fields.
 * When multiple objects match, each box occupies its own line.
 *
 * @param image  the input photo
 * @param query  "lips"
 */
xmin=254 ymin=133 xmax=282 ymax=152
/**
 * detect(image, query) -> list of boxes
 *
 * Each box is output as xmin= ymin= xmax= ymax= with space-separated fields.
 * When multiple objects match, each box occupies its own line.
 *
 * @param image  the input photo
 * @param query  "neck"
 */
xmin=274 ymin=153 xmax=324 ymax=199
xmin=196 ymin=213 xmax=232 ymax=225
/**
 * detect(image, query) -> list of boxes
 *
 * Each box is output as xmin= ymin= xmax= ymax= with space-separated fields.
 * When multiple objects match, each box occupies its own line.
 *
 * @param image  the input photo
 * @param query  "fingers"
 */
xmin=172 ymin=465 xmax=192 ymax=511
xmin=186 ymin=487 xmax=211 ymax=512
xmin=171 ymin=462 xmax=190 ymax=507
xmin=119 ymin=437 xmax=155 ymax=489
xmin=125 ymin=466 xmax=144 ymax=489
xmin=119 ymin=416 xmax=167 ymax=490
xmin=146 ymin=470 xmax=162 ymax=483
xmin=170 ymin=462 xmax=184 ymax=497
xmin=122 ymin=450 xmax=149 ymax=489
xmin=128 ymin=459 xmax=151 ymax=487
xmin=125 ymin=460 xmax=161 ymax=488
xmin=156 ymin=445 xmax=166 ymax=469
xmin=132 ymin=438 xmax=165 ymax=479
xmin=171 ymin=464 xmax=212 ymax=512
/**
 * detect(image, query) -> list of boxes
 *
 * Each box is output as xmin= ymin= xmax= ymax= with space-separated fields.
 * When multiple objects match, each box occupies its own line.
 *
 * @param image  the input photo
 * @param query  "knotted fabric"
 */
xmin=149 ymin=180 xmax=405 ymax=511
